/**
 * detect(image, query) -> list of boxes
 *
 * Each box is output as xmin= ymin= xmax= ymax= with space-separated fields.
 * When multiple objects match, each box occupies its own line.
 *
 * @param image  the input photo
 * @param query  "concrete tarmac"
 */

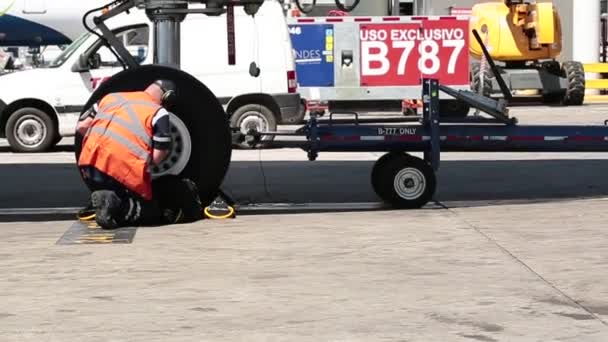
xmin=1 ymin=105 xmax=608 ymax=340
xmin=1 ymin=200 xmax=608 ymax=341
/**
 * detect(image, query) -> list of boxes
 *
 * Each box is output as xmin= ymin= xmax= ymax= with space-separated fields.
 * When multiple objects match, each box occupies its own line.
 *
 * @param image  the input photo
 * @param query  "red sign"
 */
xmin=359 ymin=20 xmax=469 ymax=86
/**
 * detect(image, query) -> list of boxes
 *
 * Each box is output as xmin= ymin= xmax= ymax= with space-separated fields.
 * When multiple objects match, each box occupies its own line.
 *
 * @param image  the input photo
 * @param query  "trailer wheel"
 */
xmin=471 ymin=62 xmax=493 ymax=97
xmin=373 ymin=154 xmax=436 ymax=209
xmin=371 ymin=152 xmax=402 ymax=199
xmin=561 ymin=61 xmax=585 ymax=106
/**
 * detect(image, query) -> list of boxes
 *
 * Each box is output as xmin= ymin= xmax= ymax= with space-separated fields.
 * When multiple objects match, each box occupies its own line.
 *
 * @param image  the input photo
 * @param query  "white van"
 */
xmin=0 ymin=0 xmax=301 ymax=152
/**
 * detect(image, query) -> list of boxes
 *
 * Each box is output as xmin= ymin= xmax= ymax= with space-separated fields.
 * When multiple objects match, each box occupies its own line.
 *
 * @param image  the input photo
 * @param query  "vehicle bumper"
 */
xmin=274 ymin=93 xmax=303 ymax=124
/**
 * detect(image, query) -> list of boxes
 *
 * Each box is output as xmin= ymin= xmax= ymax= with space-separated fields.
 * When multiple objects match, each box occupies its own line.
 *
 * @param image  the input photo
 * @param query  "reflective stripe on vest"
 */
xmin=87 ymin=126 xmax=151 ymax=162
xmin=84 ymin=94 xmax=159 ymax=160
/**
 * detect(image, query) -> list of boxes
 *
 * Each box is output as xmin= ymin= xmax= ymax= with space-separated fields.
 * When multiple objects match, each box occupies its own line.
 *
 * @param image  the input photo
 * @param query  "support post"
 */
xmin=422 ymin=78 xmax=440 ymax=171
xmin=145 ymin=0 xmax=188 ymax=67
xmin=153 ymin=20 xmax=182 ymax=66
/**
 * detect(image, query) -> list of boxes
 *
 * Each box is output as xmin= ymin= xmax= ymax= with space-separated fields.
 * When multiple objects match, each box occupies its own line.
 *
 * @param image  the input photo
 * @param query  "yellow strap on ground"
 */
xmin=78 ymin=213 xmax=96 ymax=221
xmin=204 ymin=206 xmax=235 ymax=220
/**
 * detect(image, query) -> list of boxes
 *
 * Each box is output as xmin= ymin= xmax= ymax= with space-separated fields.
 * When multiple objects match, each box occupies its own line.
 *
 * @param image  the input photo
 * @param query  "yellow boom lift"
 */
xmin=469 ymin=0 xmax=585 ymax=105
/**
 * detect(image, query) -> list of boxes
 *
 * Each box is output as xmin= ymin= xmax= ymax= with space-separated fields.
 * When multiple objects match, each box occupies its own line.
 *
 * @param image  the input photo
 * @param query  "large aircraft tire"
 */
xmin=75 ymin=65 xmax=232 ymax=208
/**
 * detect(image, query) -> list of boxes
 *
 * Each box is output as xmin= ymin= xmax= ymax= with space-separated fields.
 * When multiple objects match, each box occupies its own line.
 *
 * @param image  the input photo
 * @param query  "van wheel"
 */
xmin=230 ymin=104 xmax=277 ymax=149
xmin=52 ymin=134 xmax=63 ymax=147
xmin=5 ymin=107 xmax=56 ymax=152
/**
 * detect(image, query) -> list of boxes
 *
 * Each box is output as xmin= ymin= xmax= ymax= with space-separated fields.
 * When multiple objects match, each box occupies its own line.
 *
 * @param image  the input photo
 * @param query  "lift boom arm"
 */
xmin=91 ymin=0 xmax=265 ymax=68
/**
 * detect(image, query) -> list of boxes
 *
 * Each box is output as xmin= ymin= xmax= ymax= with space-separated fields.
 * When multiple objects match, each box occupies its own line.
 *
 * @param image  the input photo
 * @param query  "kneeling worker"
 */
xmin=77 ymin=80 xmax=201 ymax=229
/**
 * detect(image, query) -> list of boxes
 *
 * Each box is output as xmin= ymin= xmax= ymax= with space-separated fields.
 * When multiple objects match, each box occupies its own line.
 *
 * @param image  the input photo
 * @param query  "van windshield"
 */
xmin=48 ymin=32 xmax=92 ymax=68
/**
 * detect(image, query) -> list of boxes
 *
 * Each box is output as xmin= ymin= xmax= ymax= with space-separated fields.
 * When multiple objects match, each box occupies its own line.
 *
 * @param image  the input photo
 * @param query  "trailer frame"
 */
xmin=244 ymin=79 xmax=608 ymax=208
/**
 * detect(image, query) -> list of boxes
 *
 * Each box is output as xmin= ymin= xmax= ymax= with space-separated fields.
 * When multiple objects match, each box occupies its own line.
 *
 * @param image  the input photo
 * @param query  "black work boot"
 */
xmin=91 ymin=190 xmax=122 ymax=229
xmin=180 ymin=179 xmax=203 ymax=222
xmin=161 ymin=208 xmax=183 ymax=225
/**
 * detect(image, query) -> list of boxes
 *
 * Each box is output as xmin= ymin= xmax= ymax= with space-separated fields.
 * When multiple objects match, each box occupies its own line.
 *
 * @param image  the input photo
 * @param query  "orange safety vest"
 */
xmin=78 ymin=91 xmax=160 ymax=200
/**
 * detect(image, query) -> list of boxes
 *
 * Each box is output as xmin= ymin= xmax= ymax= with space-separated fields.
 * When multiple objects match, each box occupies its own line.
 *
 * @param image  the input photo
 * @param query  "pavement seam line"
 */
xmin=435 ymin=200 xmax=608 ymax=327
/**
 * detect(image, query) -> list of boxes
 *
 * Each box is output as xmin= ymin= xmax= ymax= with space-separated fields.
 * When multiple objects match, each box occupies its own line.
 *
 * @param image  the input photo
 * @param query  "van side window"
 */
xmin=89 ymin=25 xmax=150 ymax=69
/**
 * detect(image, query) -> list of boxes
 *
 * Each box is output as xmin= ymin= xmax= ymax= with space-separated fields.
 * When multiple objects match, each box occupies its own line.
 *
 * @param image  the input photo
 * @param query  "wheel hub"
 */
xmin=394 ymin=167 xmax=426 ymax=200
xmin=149 ymin=113 xmax=191 ymax=178
xmin=240 ymin=112 xmax=268 ymax=135
xmin=15 ymin=115 xmax=45 ymax=147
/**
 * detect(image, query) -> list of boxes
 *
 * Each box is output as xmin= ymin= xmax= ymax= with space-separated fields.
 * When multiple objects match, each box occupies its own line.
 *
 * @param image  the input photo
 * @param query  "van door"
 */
xmin=72 ymin=25 xmax=150 ymax=96
xmin=257 ymin=4 xmax=294 ymax=95
xmin=180 ymin=12 xmax=261 ymax=101
xmin=58 ymin=25 xmax=150 ymax=133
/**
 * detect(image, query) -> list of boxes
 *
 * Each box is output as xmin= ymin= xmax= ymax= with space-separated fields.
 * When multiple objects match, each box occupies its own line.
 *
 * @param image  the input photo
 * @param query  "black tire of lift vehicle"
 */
xmin=295 ymin=0 xmax=316 ymax=13
xmin=230 ymin=104 xmax=277 ymax=149
xmin=5 ymin=107 xmax=57 ymax=153
xmin=373 ymin=153 xmax=436 ymax=209
xmin=334 ymin=0 xmax=360 ymax=12
xmin=470 ymin=62 xmax=493 ymax=98
xmin=439 ymin=99 xmax=470 ymax=118
xmin=561 ymin=61 xmax=585 ymax=106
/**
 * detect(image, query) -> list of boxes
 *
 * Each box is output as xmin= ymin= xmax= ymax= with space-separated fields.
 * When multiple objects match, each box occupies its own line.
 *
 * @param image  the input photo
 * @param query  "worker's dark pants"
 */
xmin=80 ymin=166 xmax=202 ymax=226
xmin=80 ymin=166 xmax=163 ymax=226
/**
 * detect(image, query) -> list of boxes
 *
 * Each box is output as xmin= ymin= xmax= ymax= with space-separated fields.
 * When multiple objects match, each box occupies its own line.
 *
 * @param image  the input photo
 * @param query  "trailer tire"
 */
xmin=374 ymin=154 xmax=436 ymax=209
xmin=561 ymin=61 xmax=585 ymax=106
xmin=5 ymin=107 xmax=56 ymax=153
xmin=371 ymin=152 xmax=402 ymax=199
xmin=230 ymin=104 xmax=277 ymax=149
xmin=75 ymin=65 xmax=232 ymax=208
xmin=471 ymin=62 xmax=493 ymax=97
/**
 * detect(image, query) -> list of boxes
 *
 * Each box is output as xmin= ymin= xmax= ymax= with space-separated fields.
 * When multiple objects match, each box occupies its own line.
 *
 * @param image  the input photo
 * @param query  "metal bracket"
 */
xmin=93 ymin=0 xmax=140 ymax=68
xmin=89 ymin=0 xmax=265 ymax=68
xmin=439 ymin=85 xmax=516 ymax=125
xmin=423 ymin=79 xmax=440 ymax=171
xmin=472 ymin=29 xmax=513 ymax=102
xmin=328 ymin=111 xmax=359 ymax=126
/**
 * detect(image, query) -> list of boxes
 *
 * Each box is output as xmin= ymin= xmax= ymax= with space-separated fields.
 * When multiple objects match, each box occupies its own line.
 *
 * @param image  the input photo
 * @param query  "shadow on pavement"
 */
xmin=1 ymin=159 xmax=608 ymax=222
